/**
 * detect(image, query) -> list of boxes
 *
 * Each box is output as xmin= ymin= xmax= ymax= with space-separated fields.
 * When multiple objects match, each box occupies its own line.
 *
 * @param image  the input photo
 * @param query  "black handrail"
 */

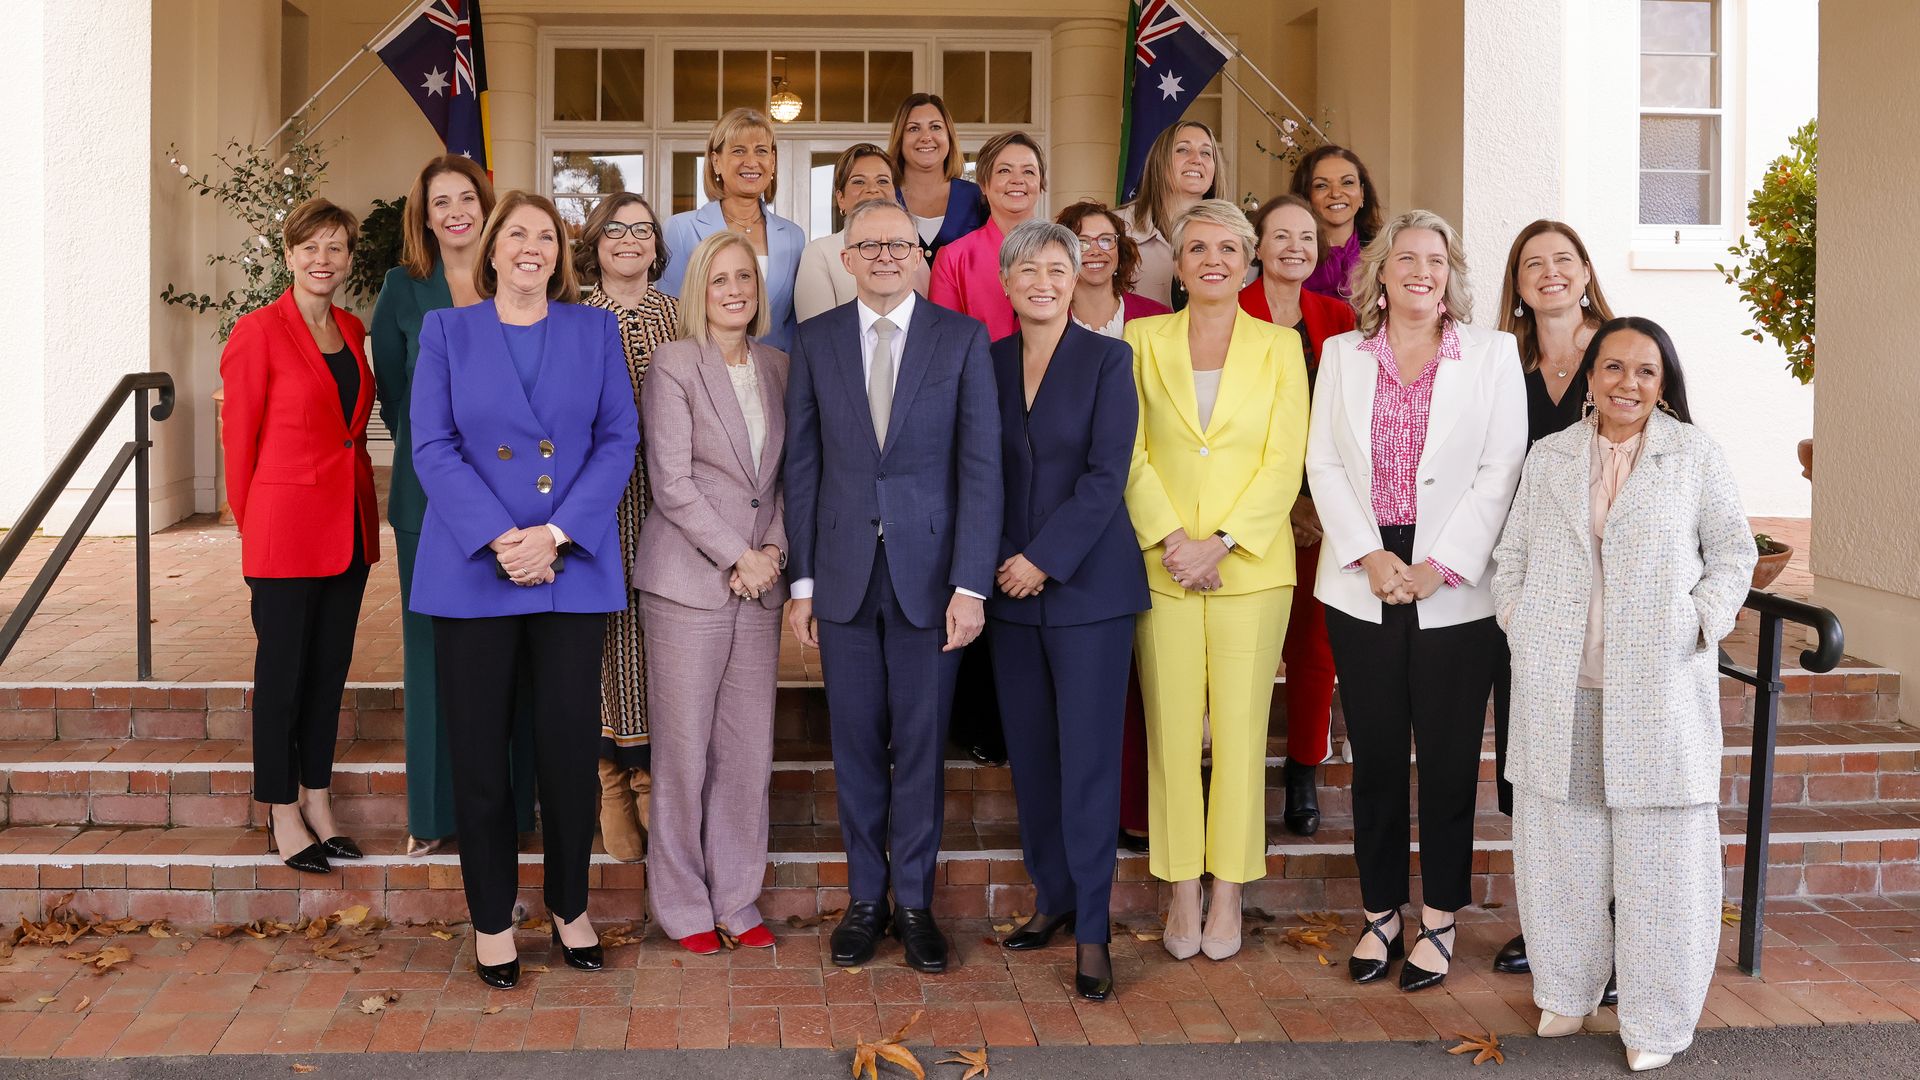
xmin=1720 ymin=588 xmax=1846 ymax=977
xmin=0 ymin=372 xmax=176 ymax=678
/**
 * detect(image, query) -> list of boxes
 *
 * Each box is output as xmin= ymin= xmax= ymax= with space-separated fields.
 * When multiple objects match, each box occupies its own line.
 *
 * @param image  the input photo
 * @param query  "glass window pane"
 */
xmin=723 ymin=50 xmax=766 ymax=115
xmin=674 ymin=50 xmax=719 ymax=123
xmin=554 ymin=48 xmax=597 ymax=122
xmin=820 ymin=51 xmax=865 ymax=122
xmin=961 ymin=151 xmax=977 ymax=185
xmin=868 ymin=51 xmax=913 ymax=124
xmin=774 ymin=51 xmax=816 ymax=125
xmin=600 ymin=49 xmax=645 ymax=123
xmin=552 ymin=150 xmax=645 ymax=197
xmin=942 ymin=51 xmax=986 ymax=124
xmin=1641 ymin=0 xmax=1715 ymax=53
xmin=672 ymin=150 xmax=709 ymax=216
xmin=1639 ymin=170 xmax=1712 ymax=226
xmin=811 ymin=151 xmax=839 ymax=238
xmin=555 ymin=195 xmax=595 ymax=230
xmin=1640 ymin=54 xmax=1716 ymax=108
xmin=1640 ymin=115 xmax=1714 ymax=170
xmin=987 ymin=51 xmax=1032 ymax=125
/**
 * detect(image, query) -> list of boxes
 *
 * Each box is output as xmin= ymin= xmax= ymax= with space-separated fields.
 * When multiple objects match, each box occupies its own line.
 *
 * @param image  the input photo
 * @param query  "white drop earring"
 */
xmin=1580 ymin=293 xmax=1591 ymax=308
xmin=1513 ymin=303 xmax=1524 ymax=318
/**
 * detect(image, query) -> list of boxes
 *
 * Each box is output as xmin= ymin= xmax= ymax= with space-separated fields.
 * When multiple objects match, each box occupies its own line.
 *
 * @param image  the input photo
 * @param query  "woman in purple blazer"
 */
xmin=633 ymin=232 xmax=790 ymax=956
xmin=410 ymin=192 xmax=639 ymax=989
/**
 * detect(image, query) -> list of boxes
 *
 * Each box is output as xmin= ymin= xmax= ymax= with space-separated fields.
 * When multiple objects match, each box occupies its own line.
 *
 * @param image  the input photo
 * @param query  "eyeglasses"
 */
xmin=848 ymin=239 xmax=916 ymax=261
xmin=1078 ymin=233 xmax=1119 ymax=252
xmin=602 ymin=221 xmax=657 ymax=241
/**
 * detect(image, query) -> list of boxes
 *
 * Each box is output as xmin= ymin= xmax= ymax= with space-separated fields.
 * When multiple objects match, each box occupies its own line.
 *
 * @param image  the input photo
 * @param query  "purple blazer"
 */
xmin=407 ymin=299 xmax=639 ymax=618
xmin=632 ymin=338 xmax=790 ymax=611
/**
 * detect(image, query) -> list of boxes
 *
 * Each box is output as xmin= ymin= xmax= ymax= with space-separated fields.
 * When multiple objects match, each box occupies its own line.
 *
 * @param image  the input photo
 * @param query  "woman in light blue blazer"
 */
xmin=659 ymin=107 xmax=805 ymax=351
xmin=410 ymin=192 xmax=638 ymax=990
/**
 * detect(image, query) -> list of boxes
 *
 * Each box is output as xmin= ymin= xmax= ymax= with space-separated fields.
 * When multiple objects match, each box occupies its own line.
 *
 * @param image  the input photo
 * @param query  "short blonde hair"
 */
xmin=703 ymin=107 xmax=779 ymax=202
xmin=473 ymin=191 xmax=578 ymax=303
xmin=1351 ymin=209 xmax=1475 ymax=337
xmin=675 ymin=231 xmax=771 ymax=343
xmin=1171 ymin=198 xmax=1257 ymax=253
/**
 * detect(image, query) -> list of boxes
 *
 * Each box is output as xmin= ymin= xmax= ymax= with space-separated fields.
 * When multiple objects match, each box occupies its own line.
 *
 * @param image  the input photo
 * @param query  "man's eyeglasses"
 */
xmin=848 ymin=239 xmax=916 ymax=261
xmin=1078 ymin=233 xmax=1119 ymax=253
xmin=602 ymin=221 xmax=657 ymax=241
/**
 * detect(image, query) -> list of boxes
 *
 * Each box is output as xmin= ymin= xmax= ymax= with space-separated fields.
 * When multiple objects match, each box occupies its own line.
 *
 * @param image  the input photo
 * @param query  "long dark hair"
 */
xmin=1578 ymin=316 xmax=1693 ymax=424
xmin=1288 ymin=144 xmax=1383 ymax=245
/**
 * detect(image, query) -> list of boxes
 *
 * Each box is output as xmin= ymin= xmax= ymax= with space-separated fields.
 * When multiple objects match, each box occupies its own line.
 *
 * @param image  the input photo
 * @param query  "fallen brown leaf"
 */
xmin=1480 ymin=901 xmax=1505 ymax=911
xmin=356 ymin=992 xmax=399 ymax=1015
xmin=521 ymin=963 xmax=549 ymax=974
xmin=1133 ymin=930 xmax=1164 ymax=942
xmin=851 ymin=1008 xmax=925 ymax=1079
xmin=519 ymin=916 xmax=552 ymax=934
xmin=1297 ymin=911 xmax=1349 ymax=935
xmin=598 ymin=924 xmax=644 ymax=948
xmin=37 ymin=995 xmax=57 ymax=1004
xmin=938 ymin=1046 xmax=990 ymax=1079
xmin=291 ymin=1065 xmax=318 ymax=1074
xmin=990 ymin=923 xmax=1014 ymax=934
xmin=787 ymin=907 xmax=845 ymax=929
xmin=90 ymin=917 xmax=146 ymax=937
xmin=430 ymin=929 xmax=455 ymax=941
xmin=147 ymin=921 xmax=173 ymax=939
xmin=311 ymin=934 xmax=380 ymax=962
xmin=206 ymin=924 xmax=242 ymax=939
xmin=64 ymin=944 xmax=133 ymax=973
xmin=482 ymin=1005 xmax=504 ymax=1016
xmin=1278 ymin=927 xmax=1331 ymax=951
xmin=334 ymin=905 xmax=370 ymax=928
xmin=1448 ymin=1030 xmax=1505 ymax=1066
xmin=1722 ymin=902 xmax=1742 ymax=926
xmin=1317 ymin=954 xmax=1330 ymax=966
xmin=73 ymin=995 xmax=91 ymax=1012
xmin=16 ymin=892 xmax=89 ymax=946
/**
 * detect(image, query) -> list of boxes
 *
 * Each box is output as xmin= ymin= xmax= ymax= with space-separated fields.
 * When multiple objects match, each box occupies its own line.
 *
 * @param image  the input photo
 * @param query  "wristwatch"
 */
xmin=1214 ymin=530 xmax=1237 ymax=551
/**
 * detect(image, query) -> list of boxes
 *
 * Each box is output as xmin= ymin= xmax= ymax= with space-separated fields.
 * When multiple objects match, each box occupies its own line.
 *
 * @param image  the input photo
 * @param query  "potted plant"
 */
xmin=1752 ymin=533 xmax=1793 ymax=591
xmin=1718 ymin=119 xmax=1815 ymax=478
xmin=344 ymin=194 xmax=408 ymax=307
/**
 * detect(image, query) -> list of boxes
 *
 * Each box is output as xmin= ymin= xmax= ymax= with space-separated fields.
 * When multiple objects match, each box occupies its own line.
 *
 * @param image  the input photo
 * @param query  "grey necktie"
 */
xmin=868 ymin=316 xmax=898 ymax=442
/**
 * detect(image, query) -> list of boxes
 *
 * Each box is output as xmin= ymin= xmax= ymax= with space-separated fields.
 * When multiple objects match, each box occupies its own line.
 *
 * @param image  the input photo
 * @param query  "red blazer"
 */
xmin=220 ymin=290 xmax=381 ymax=578
xmin=1238 ymin=279 xmax=1357 ymax=366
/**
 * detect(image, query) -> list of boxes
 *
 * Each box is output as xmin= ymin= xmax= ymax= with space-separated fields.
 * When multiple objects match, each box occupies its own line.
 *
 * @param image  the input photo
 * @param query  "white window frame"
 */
xmin=1633 ymin=0 xmax=1739 ymax=263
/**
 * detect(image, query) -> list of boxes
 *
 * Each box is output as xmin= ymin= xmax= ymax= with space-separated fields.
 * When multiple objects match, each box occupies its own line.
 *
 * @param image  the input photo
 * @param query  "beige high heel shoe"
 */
xmin=1536 ymin=1010 xmax=1585 ymax=1038
xmin=1200 ymin=880 xmax=1242 ymax=960
xmin=1626 ymin=1049 xmax=1673 ymax=1072
xmin=1163 ymin=880 xmax=1203 ymax=960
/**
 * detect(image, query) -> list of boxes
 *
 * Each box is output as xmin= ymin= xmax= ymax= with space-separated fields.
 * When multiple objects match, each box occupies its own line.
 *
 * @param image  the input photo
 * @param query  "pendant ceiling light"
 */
xmin=770 ymin=54 xmax=803 ymax=122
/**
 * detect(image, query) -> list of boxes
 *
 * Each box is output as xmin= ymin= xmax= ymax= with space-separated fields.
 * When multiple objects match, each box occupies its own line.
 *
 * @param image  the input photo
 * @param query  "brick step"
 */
xmin=4 ymin=715 xmax=1917 ymax=830
xmin=2 ymin=802 xmax=1916 ymax=925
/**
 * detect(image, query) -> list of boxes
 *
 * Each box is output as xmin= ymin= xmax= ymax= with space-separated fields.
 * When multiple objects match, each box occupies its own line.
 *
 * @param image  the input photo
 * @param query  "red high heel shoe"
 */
xmin=677 ymin=931 xmax=721 ymax=955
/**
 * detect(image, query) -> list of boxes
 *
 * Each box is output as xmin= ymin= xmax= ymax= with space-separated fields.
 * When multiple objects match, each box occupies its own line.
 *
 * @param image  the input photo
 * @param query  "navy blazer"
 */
xmin=987 ymin=322 xmax=1150 ymax=627
xmin=658 ymin=199 xmax=806 ymax=353
xmin=408 ymin=300 xmax=640 ymax=619
xmin=897 ymin=178 xmax=987 ymax=263
xmin=784 ymin=297 xmax=1002 ymax=629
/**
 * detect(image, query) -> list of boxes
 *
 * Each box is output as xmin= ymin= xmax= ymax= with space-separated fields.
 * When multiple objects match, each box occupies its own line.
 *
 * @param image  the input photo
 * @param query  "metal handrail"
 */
xmin=1720 ymin=588 xmax=1846 ymax=976
xmin=0 ymin=372 xmax=176 ymax=678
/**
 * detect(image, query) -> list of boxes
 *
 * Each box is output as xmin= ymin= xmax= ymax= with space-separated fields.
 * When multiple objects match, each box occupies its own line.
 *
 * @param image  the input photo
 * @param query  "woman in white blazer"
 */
xmin=1305 ymin=210 xmax=1526 ymax=993
xmin=793 ymin=143 xmax=929 ymax=321
xmin=1491 ymin=317 xmax=1753 ymax=1073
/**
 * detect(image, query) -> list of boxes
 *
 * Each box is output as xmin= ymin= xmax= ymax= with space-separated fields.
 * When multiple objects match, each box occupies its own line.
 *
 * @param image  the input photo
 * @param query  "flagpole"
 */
xmin=1217 ymin=66 xmax=1298 ymax=143
xmin=263 ymin=0 xmax=419 ymax=147
xmin=304 ymin=67 xmax=385 ymax=143
xmin=1180 ymin=0 xmax=1328 ymax=142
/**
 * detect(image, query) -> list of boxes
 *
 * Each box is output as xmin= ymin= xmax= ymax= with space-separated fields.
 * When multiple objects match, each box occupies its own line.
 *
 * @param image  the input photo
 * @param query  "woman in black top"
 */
xmin=1489 ymin=219 xmax=1615 ymax=975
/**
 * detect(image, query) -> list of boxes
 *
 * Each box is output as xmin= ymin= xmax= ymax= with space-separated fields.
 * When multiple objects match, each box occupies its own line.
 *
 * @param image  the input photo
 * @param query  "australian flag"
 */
xmin=375 ymin=0 xmax=491 ymax=170
xmin=1118 ymin=0 xmax=1230 ymax=202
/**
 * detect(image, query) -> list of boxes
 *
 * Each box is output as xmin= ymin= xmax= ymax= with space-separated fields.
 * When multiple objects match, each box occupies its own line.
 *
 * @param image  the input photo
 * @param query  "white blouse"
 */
xmin=728 ymin=357 xmax=767 ymax=477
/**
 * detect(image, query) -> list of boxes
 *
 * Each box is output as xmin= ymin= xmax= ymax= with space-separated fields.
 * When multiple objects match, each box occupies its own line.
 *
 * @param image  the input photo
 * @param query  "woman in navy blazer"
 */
xmin=986 ymin=221 xmax=1150 ymax=1002
xmin=888 ymin=93 xmax=988 ymax=265
xmin=410 ymin=192 xmax=639 ymax=989
xmin=658 ymin=108 xmax=805 ymax=352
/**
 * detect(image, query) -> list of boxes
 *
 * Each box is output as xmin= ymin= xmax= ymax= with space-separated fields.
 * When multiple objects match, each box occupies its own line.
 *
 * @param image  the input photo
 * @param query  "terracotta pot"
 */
xmin=1798 ymin=437 xmax=1813 ymax=481
xmin=1753 ymin=543 xmax=1792 ymax=591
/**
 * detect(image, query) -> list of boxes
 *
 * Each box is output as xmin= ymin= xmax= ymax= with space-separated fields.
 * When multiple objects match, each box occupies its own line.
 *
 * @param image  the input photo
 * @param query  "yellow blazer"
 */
xmin=1123 ymin=309 xmax=1310 ymax=598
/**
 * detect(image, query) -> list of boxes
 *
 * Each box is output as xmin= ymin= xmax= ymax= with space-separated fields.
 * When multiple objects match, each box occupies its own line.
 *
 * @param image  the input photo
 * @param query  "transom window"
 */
xmin=1638 ymin=0 xmax=1722 ymax=227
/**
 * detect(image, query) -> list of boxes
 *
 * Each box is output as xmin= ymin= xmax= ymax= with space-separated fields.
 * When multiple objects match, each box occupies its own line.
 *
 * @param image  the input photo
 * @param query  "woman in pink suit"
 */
xmin=928 ymin=131 xmax=1046 ymax=340
xmin=633 ymin=231 xmax=790 ymax=956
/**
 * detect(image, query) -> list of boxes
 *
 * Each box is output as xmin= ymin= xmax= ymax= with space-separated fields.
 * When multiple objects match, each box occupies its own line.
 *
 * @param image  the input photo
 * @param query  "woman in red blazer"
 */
xmin=1239 ymin=193 xmax=1358 ymax=837
xmin=220 ymin=197 xmax=381 ymax=876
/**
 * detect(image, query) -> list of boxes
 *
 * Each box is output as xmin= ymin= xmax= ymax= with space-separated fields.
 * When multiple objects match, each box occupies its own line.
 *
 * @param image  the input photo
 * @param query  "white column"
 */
xmin=486 ymin=13 xmax=538 ymax=194
xmin=1049 ymin=18 xmax=1127 ymax=207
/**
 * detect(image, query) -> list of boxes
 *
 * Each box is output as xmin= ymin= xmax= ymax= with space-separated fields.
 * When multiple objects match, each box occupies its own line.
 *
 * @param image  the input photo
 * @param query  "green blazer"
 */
xmin=370 ymin=262 xmax=455 ymax=532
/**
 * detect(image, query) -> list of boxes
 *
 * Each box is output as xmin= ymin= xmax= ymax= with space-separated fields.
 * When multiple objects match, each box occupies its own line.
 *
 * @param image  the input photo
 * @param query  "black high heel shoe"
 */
xmin=475 ymin=956 xmax=520 ymax=989
xmin=1348 ymin=908 xmax=1403 ymax=984
xmin=1003 ymin=911 xmax=1076 ymax=951
xmin=319 ymin=836 xmax=364 ymax=860
xmin=1398 ymin=920 xmax=1455 ymax=992
xmin=551 ymin=925 xmax=604 ymax=971
xmin=265 ymin=813 xmax=330 ymax=875
xmin=1075 ymin=942 xmax=1114 ymax=1001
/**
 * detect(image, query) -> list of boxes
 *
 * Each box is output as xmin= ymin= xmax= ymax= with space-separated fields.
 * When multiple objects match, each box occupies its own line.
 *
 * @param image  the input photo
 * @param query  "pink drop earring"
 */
xmin=1377 ymin=293 xmax=1387 ymax=310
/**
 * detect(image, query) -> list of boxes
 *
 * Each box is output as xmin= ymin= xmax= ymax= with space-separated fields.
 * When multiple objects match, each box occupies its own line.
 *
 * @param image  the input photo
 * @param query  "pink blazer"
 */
xmin=632 ymin=338 xmax=790 ymax=611
xmin=929 ymin=218 xmax=1018 ymax=341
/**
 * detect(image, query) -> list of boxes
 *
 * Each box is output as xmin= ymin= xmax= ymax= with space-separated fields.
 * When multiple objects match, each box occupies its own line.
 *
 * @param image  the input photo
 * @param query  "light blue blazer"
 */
xmin=658 ymin=199 xmax=806 ymax=352
xmin=408 ymin=300 xmax=639 ymax=619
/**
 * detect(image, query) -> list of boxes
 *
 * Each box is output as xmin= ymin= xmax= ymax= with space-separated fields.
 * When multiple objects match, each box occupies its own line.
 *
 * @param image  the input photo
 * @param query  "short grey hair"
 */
xmin=998 ymin=219 xmax=1081 ymax=278
xmin=1170 ymin=197 xmax=1257 ymax=252
xmin=841 ymin=198 xmax=914 ymax=240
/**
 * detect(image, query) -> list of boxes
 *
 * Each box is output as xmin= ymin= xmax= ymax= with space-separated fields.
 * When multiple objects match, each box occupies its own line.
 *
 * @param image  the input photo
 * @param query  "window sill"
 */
xmin=1628 ymin=244 xmax=1732 ymax=272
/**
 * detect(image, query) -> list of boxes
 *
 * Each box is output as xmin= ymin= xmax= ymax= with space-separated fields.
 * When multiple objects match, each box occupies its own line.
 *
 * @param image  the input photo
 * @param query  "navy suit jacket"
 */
xmin=784 ymin=298 xmax=1002 ymax=629
xmin=987 ymin=322 xmax=1150 ymax=627
xmin=408 ymin=300 xmax=639 ymax=618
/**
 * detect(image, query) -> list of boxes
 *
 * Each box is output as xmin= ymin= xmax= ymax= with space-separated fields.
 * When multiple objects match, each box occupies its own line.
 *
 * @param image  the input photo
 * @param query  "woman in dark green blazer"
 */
xmin=370 ymin=155 xmax=534 ymax=853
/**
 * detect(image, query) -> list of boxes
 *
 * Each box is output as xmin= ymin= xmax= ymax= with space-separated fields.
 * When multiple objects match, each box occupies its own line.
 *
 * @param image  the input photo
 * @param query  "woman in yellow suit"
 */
xmin=1124 ymin=199 xmax=1310 ymax=962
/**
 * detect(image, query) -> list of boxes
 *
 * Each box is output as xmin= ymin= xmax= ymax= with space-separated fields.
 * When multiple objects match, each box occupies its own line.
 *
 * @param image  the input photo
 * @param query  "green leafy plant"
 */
xmin=345 ymin=195 xmax=408 ymax=304
xmin=1756 ymin=533 xmax=1789 ymax=556
xmin=1249 ymin=106 xmax=1336 ymax=194
xmin=1717 ymin=119 xmax=1815 ymax=384
xmin=160 ymin=130 xmax=332 ymax=342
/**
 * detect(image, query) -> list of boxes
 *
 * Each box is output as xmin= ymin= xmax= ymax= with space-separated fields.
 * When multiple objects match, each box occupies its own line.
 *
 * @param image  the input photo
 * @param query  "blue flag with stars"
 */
xmin=1117 ymin=0 xmax=1230 ymax=203
xmin=375 ymin=0 xmax=491 ymax=169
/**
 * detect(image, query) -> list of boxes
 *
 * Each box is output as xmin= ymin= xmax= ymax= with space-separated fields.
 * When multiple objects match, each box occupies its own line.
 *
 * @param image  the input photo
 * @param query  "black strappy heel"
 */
xmin=1348 ymin=908 xmax=1404 ymax=984
xmin=1399 ymin=920 xmax=1455 ymax=992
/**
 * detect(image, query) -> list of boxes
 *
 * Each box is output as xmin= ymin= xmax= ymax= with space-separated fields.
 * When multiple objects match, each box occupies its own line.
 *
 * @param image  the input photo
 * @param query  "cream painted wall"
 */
xmin=0 ymin=3 xmax=48 ymax=530
xmin=1814 ymin=0 xmax=1920 ymax=714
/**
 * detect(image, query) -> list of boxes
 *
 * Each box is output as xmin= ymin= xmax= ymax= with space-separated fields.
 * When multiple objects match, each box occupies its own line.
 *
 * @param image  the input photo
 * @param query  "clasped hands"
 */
xmin=996 ymin=554 xmax=1046 ymax=599
xmin=729 ymin=545 xmax=784 ymax=602
xmin=491 ymin=526 xmax=558 ymax=587
xmin=1361 ymin=549 xmax=1444 ymax=605
xmin=1163 ymin=529 xmax=1229 ymax=593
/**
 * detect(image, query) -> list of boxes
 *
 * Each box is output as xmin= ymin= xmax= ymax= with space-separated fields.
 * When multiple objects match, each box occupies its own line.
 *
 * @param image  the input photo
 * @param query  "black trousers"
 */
xmin=434 ymin=610 xmax=606 ymax=934
xmin=246 ymin=530 xmax=369 ymax=804
xmin=1324 ymin=524 xmax=1500 ymax=914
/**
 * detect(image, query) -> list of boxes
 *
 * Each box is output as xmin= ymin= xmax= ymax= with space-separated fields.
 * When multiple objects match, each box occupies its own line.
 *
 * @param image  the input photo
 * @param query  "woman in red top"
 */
xmin=219 ymin=197 xmax=381 ymax=875
xmin=1239 ymin=194 xmax=1356 ymax=837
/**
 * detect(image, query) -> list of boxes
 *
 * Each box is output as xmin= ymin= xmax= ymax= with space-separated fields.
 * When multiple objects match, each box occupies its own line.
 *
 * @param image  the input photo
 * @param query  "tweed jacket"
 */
xmin=1491 ymin=411 xmax=1756 ymax=808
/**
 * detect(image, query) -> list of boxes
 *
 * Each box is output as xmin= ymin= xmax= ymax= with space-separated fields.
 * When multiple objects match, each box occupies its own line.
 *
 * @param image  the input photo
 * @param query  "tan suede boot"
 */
xmin=629 ymin=767 xmax=653 ymax=834
xmin=597 ymin=758 xmax=645 ymax=863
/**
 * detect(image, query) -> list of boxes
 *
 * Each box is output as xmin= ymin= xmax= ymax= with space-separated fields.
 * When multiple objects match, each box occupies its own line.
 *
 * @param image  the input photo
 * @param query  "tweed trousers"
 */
xmin=1513 ymin=688 xmax=1721 ymax=1056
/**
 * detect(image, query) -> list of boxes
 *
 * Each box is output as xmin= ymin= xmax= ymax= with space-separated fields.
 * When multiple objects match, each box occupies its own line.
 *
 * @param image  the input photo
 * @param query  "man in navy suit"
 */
xmin=784 ymin=199 xmax=1002 ymax=972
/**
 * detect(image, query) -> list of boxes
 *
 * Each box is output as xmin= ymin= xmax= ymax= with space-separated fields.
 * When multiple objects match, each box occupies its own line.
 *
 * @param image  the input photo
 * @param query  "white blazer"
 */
xmin=1305 ymin=320 xmax=1528 ymax=628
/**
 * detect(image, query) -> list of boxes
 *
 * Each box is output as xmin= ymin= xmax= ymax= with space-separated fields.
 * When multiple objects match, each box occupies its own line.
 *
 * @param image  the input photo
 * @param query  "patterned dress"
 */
xmin=584 ymin=285 xmax=681 ymax=769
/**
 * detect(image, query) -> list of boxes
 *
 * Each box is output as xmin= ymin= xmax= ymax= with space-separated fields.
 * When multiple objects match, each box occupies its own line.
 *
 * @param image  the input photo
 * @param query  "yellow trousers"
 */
xmin=1135 ymin=585 xmax=1291 ymax=883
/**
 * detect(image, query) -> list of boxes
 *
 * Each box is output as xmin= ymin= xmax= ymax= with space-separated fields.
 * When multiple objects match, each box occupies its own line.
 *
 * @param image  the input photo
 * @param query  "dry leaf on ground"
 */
xmin=990 ymin=923 xmax=1014 ymax=934
xmin=356 ymin=992 xmax=399 ymax=1015
xmin=787 ymin=908 xmax=845 ymax=929
xmin=429 ymin=929 xmax=455 ymax=941
xmin=482 ymin=1005 xmax=504 ymax=1015
xmin=36 ymin=996 xmax=57 ymax=1004
xmin=90 ymin=917 xmax=146 ymax=937
xmin=334 ymin=905 xmax=370 ymax=928
xmin=1298 ymin=911 xmax=1349 ymax=935
xmin=291 ymin=1064 xmax=318 ymax=1074
xmin=851 ymin=1008 xmax=925 ymax=1080
xmin=598 ymin=924 xmax=644 ymax=948
xmin=73 ymin=995 xmax=91 ymax=1012
xmin=1317 ymin=954 xmax=1330 ymax=966
xmin=64 ymin=944 xmax=133 ymax=973
xmin=16 ymin=893 xmax=90 ymax=947
xmin=147 ymin=921 xmax=173 ymax=939
xmin=311 ymin=934 xmax=380 ymax=962
xmin=938 ymin=1046 xmax=990 ymax=1079
xmin=1448 ymin=1030 xmax=1505 ymax=1066
xmin=1278 ymin=927 xmax=1331 ymax=951
xmin=1722 ymin=902 xmax=1742 ymax=925
xmin=519 ymin=916 xmax=553 ymax=934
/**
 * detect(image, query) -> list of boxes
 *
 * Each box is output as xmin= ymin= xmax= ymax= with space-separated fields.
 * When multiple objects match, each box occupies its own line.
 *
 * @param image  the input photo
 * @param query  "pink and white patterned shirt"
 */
xmin=1352 ymin=319 xmax=1465 ymax=587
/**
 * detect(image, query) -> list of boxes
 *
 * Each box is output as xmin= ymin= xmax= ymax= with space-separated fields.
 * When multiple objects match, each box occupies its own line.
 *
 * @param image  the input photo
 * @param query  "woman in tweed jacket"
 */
xmin=1491 ymin=317 xmax=1755 ymax=1072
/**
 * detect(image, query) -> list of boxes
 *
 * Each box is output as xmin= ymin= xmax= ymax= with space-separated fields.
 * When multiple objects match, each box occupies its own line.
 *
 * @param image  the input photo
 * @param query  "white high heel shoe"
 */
xmin=1536 ymin=1010 xmax=1585 ymax=1038
xmin=1626 ymin=1048 xmax=1673 ymax=1072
